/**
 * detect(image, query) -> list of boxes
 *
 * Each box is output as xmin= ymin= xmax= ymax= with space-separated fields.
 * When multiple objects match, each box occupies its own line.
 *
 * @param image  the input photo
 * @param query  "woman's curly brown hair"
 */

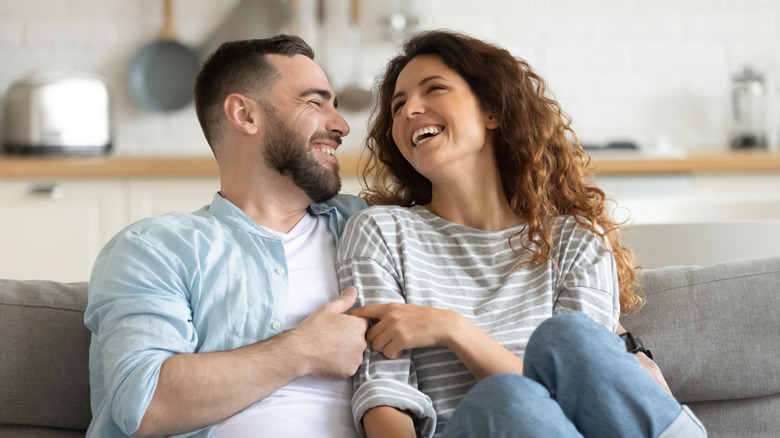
xmin=361 ymin=30 xmax=642 ymax=314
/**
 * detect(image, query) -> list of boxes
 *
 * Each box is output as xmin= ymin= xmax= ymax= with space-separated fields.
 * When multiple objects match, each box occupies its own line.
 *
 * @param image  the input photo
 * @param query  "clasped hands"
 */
xmin=351 ymin=302 xmax=461 ymax=359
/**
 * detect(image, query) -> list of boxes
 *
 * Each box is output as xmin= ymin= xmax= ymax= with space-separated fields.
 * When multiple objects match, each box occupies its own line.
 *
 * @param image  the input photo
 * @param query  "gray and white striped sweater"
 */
xmin=337 ymin=205 xmax=620 ymax=438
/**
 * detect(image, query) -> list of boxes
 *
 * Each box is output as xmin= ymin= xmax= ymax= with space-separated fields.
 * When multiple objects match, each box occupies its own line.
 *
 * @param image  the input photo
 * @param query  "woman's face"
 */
xmin=389 ymin=55 xmax=498 ymax=180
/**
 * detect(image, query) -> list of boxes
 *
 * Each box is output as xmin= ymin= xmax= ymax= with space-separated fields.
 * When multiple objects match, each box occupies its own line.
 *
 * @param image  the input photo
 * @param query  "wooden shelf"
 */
xmin=2 ymin=150 xmax=779 ymax=180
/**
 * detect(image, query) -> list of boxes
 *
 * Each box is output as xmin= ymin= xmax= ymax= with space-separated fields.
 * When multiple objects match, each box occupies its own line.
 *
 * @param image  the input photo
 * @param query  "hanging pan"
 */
xmin=128 ymin=0 xmax=201 ymax=112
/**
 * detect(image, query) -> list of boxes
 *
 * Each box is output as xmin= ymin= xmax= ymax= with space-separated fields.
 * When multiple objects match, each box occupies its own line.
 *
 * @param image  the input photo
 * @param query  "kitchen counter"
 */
xmin=1 ymin=150 xmax=780 ymax=179
xmin=589 ymin=149 xmax=780 ymax=176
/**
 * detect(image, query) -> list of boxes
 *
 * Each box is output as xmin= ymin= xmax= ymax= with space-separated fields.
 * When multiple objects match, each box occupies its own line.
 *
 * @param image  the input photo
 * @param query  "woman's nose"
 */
xmin=402 ymin=95 xmax=425 ymax=119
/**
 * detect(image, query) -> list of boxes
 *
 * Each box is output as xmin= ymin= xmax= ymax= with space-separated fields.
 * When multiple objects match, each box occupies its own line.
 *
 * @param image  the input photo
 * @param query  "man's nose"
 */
xmin=327 ymin=108 xmax=350 ymax=137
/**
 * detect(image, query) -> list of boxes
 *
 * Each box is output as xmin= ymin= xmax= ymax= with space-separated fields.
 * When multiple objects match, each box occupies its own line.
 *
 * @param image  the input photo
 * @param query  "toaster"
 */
xmin=2 ymin=72 xmax=113 ymax=155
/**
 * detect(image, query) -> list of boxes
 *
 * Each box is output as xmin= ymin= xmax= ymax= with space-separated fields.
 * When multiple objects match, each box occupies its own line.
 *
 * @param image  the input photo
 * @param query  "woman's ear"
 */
xmin=485 ymin=112 xmax=499 ymax=130
xmin=224 ymin=93 xmax=261 ymax=135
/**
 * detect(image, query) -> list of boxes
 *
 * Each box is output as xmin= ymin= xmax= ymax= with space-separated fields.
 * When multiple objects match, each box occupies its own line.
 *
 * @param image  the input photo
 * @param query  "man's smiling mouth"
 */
xmin=412 ymin=126 xmax=443 ymax=146
xmin=314 ymin=146 xmax=336 ymax=156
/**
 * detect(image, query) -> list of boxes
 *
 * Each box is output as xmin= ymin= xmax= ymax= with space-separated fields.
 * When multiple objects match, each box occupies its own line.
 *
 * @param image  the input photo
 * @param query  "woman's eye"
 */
xmin=428 ymin=84 xmax=446 ymax=93
xmin=392 ymin=101 xmax=405 ymax=114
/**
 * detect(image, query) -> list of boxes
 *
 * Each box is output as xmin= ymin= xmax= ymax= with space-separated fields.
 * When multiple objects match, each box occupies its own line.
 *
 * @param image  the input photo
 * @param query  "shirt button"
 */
xmin=271 ymin=321 xmax=281 ymax=330
xmin=274 ymin=267 xmax=285 ymax=275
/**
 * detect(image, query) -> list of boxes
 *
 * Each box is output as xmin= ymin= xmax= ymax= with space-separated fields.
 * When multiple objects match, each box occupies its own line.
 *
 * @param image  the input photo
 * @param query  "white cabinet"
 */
xmin=0 ymin=177 xmax=220 ymax=282
xmin=0 ymin=179 xmax=125 ymax=282
xmin=596 ymin=174 xmax=780 ymax=224
xmin=126 ymin=178 xmax=220 ymax=224
xmin=595 ymin=174 xmax=780 ymax=268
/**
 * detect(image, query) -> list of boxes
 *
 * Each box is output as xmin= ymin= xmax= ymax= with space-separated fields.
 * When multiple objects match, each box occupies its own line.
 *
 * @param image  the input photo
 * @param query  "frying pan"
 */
xmin=129 ymin=0 xmax=200 ymax=112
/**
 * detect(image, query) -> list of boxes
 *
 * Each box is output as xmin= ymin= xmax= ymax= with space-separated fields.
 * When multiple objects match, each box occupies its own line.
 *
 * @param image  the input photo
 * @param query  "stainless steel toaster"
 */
xmin=2 ymin=72 xmax=112 ymax=155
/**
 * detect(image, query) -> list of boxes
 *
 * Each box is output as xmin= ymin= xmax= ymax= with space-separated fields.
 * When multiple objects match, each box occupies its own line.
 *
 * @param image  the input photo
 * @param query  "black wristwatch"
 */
xmin=619 ymin=332 xmax=653 ymax=360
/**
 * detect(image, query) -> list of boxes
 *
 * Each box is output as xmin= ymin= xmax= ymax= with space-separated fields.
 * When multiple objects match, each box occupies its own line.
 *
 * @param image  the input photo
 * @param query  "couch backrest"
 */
xmin=0 ymin=280 xmax=91 ymax=431
xmin=621 ymin=256 xmax=780 ymax=436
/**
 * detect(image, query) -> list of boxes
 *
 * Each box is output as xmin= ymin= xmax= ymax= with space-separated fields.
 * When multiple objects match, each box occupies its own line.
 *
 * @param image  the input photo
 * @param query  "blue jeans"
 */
xmin=441 ymin=313 xmax=706 ymax=438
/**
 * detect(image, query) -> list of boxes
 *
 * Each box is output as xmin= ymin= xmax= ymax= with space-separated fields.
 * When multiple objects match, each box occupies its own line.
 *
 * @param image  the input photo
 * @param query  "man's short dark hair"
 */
xmin=194 ymin=35 xmax=315 ymax=154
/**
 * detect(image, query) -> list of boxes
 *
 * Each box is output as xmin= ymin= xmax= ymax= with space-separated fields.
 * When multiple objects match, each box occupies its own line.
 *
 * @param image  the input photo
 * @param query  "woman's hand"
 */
xmin=351 ymin=303 xmax=459 ymax=359
xmin=634 ymin=351 xmax=672 ymax=395
xmin=616 ymin=322 xmax=672 ymax=395
xmin=352 ymin=303 xmax=524 ymax=379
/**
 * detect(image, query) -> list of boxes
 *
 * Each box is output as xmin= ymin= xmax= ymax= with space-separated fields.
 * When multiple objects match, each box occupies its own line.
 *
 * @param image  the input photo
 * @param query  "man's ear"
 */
xmin=224 ymin=93 xmax=261 ymax=135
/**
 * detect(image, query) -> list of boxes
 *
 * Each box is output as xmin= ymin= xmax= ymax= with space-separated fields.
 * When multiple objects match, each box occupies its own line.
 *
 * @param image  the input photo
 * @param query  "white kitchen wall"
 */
xmin=2 ymin=0 xmax=780 ymax=157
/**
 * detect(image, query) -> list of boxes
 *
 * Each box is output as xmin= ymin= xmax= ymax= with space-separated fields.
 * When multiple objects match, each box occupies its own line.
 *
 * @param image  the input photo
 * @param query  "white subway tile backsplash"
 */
xmin=1 ymin=0 xmax=779 ymax=154
xmin=684 ymin=13 xmax=775 ymax=44
xmin=0 ymin=0 xmax=70 ymax=19
xmin=0 ymin=19 xmax=23 ymax=49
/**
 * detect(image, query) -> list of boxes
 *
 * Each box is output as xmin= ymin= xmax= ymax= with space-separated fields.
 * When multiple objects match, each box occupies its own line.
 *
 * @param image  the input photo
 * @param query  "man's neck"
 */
xmin=220 ymin=172 xmax=313 ymax=234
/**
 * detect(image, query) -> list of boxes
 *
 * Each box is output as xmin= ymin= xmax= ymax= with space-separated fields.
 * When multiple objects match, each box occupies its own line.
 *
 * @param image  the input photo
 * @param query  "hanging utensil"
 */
xmin=338 ymin=0 xmax=373 ymax=111
xmin=128 ymin=0 xmax=201 ymax=112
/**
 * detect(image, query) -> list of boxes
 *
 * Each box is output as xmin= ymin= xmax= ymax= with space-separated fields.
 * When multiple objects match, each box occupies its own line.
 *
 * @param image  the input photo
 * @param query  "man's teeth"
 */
xmin=412 ymin=126 xmax=442 ymax=146
xmin=318 ymin=147 xmax=335 ymax=156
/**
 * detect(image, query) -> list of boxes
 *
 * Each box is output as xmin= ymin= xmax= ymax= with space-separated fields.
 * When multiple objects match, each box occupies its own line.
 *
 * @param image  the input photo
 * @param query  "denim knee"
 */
xmin=456 ymin=374 xmax=554 ymax=419
xmin=525 ymin=313 xmax=615 ymax=371
xmin=468 ymin=373 xmax=531 ymax=400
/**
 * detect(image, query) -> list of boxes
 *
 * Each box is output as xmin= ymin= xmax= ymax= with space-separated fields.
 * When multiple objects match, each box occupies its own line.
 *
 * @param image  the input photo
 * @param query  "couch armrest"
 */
xmin=0 ymin=279 xmax=91 ymax=430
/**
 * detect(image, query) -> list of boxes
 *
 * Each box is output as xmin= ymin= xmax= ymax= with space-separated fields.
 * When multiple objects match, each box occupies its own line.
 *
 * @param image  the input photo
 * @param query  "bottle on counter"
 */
xmin=729 ymin=66 xmax=770 ymax=150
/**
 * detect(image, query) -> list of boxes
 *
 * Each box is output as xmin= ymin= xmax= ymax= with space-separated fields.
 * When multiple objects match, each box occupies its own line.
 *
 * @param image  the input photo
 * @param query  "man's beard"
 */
xmin=262 ymin=109 xmax=342 ymax=204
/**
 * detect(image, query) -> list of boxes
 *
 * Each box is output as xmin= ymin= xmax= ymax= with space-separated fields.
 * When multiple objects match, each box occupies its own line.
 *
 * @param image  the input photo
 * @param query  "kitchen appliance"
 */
xmin=2 ymin=72 xmax=112 ymax=155
xmin=730 ymin=66 xmax=768 ymax=150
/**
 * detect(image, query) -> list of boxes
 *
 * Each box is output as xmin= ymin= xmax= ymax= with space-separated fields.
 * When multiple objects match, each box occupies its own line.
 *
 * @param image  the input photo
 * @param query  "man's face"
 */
xmin=262 ymin=54 xmax=350 ymax=203
xmin=262 ymin=106 xmax=341 ymax=203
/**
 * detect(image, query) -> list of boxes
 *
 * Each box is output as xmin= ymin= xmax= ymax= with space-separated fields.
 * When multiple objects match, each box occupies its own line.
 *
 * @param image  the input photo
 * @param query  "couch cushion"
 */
xmin=0 ymin=280 xmax=91 ymax=431
xmin=621 ymin=256 xmax=780 ymax=403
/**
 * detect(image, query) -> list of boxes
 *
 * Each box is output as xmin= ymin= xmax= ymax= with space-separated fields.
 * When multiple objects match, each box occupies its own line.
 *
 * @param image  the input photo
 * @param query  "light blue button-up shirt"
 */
xmin=84 ymin=192 xmax=366 ymax=438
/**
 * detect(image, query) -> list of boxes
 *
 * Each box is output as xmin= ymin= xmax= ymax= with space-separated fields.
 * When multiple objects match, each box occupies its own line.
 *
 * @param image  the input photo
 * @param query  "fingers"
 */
xmin=367 ymin=322 xmax=408 ymax=359
xmin=350 ymin=303 xmax=387 ymax=319
xmin=327 ymin=286 xmax=358 ymax=314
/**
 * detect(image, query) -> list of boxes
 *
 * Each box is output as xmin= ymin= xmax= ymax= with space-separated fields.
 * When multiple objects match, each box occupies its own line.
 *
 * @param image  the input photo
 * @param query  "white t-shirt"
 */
xmin=210 ymin=213 xmax=357 ymax=438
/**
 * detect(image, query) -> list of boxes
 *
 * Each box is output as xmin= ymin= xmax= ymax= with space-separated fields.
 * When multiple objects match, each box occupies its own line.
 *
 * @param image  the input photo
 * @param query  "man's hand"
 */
xmin=294 ymin=286 xmax=368 ymax=379
xmin=351 ymin=303 xmax=459 ymax=359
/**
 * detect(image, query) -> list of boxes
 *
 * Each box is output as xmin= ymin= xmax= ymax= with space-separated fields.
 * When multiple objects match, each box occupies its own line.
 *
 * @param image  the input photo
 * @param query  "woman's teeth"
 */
xmin=412 ymin=126 xmax=442 ymax=146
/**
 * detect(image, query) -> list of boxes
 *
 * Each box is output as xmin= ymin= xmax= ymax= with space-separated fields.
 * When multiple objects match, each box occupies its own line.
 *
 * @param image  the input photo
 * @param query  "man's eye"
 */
xmin=309 ymin=100 xmax=322 ymax=107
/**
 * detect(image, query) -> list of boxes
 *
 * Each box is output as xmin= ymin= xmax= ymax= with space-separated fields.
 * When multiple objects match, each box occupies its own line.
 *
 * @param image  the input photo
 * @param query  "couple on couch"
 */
xmin=84 ymin=31 xmax=705 ymax=437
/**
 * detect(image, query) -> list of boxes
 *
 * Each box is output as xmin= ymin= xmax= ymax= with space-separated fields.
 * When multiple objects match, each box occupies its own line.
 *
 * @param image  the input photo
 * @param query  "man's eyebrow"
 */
xmin=391 ymin=75 xmax=446 ymax=103
xmin=300 ymin=88 xmax=333 ymax=101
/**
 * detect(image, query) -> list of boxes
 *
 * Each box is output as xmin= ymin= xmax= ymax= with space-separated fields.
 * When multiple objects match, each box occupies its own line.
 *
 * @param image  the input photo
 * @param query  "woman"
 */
xmin=336 ymin=30 xmax=704 ymax=438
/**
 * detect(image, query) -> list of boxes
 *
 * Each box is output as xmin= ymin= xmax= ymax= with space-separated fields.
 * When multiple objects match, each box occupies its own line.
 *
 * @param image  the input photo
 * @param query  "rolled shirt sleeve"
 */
xmin=85 ymin=227 xmax=198 ymax=435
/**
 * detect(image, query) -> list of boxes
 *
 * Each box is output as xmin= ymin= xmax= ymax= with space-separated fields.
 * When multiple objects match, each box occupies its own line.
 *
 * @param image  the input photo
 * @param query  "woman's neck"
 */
xmin=426 ymin=166 xmax=522 ymax=231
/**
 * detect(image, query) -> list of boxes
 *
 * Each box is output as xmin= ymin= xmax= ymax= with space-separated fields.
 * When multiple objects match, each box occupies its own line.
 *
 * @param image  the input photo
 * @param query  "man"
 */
xmin=84 ymin=35 xmax=367 ymax=437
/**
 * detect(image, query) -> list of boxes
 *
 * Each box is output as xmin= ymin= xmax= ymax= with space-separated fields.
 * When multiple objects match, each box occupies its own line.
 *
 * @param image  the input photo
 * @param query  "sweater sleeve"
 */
xmin=551 ymin=217 xmax=621 ymax=332
xmin=337 ymin=209 xmax=437 ymax=438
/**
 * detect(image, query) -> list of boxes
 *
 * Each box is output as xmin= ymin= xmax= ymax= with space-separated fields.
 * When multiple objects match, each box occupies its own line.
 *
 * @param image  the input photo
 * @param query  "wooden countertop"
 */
xmin=1 ymin=150 xmax=780 ymax=179
xmin=589 ymin=150 xmax=780 ymax=176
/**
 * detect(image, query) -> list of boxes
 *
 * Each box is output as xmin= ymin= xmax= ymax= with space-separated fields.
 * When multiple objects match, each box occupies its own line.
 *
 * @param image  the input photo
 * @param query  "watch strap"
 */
xmin=619 ymin=331 xmax=653 ymax=360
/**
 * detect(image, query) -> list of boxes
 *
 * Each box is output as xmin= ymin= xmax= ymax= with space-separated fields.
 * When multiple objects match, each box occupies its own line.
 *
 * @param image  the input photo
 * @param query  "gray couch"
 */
xmin=1 ymin=257 xmax=779 ymax=437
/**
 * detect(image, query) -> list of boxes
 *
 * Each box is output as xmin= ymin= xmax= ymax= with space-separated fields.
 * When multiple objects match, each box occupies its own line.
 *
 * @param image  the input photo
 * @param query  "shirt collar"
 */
xmin=207 ymin=192 xmax=337 ymax=238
